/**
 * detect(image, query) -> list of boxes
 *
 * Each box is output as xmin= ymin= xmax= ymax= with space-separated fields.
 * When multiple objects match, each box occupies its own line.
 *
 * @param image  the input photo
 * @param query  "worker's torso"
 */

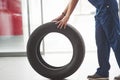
xmin=88 ymin=0 xmax=119 ymax=24
xmin=88 ymin=0 xmax=118 ymax=16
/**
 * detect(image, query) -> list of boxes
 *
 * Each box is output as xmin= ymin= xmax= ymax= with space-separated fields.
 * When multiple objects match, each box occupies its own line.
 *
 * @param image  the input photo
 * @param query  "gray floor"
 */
xmin=0 ymin=51 xmax=119 ymax=80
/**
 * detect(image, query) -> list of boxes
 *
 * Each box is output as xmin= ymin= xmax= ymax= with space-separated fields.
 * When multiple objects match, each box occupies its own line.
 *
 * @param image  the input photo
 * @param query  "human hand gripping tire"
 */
xmin=52 ymin=14 xmax=69 ymax=29
xmin=56 ymin=16 xmax=69 ymax=29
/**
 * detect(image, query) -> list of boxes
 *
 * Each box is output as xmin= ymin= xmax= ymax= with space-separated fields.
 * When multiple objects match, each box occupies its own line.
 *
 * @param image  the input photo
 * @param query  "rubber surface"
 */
xmin=27 ymin=22 xmax=85 ymax=79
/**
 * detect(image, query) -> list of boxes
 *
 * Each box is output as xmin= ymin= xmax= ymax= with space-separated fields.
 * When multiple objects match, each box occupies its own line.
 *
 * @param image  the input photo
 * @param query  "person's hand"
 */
xmin=55 ymin=16 xmax=69 ymax=29
xmin=52 ymin=13 xmax=69 ymax=29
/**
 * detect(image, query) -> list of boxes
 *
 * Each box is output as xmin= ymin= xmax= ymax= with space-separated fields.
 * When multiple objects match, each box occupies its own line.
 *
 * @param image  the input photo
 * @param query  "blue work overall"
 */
xmin=88 ymin=0 xmax=120 ymax=77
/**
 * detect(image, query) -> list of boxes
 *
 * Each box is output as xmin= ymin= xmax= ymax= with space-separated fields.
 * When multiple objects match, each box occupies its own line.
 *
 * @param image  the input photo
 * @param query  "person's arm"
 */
xmin=62 ymin=4 xmax=69 ymax=16
xmin=57 ymin=0 xmax=79 ymax=29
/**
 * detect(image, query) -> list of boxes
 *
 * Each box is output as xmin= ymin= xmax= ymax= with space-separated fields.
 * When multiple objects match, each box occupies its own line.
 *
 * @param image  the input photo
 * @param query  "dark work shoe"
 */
xmin=114 ymin=75 xmax=120 ymax=80
xmin=87 ymin=73 xmax=109 ymax=80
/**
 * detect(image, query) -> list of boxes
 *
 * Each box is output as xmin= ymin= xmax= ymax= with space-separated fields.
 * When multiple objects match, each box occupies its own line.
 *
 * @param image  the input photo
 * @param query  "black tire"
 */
xmin=27 ymin=22 xmax=85 ymax=79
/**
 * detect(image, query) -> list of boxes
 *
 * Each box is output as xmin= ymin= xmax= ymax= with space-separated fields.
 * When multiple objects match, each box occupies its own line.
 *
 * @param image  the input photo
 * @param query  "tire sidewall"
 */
xmin=27 ymin=22 xmax=85 ymax=79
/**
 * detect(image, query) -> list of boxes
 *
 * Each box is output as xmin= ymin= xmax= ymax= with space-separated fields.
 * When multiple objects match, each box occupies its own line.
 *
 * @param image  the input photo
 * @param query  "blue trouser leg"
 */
xmin=88 ymin=0 xmax=120 ymax=77
xmin=111 ymin=31 xmax=120 ymax=68
xmin=95 ymin=11 xmax=120 ymax=76
xmin=95 ymin=19 xmax=110 ymax=77
xmin=112 ymin=35 xmax=120 ymax=68
xmin=109 ymin=2 xmax=120 ymax=68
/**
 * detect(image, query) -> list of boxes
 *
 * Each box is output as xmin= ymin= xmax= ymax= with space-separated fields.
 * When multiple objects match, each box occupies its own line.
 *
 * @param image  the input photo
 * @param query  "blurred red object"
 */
xmin=7 ymin=0 xmax=21 ymax=14
xmin=0 ymin=0 xmax=23 ymax=36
